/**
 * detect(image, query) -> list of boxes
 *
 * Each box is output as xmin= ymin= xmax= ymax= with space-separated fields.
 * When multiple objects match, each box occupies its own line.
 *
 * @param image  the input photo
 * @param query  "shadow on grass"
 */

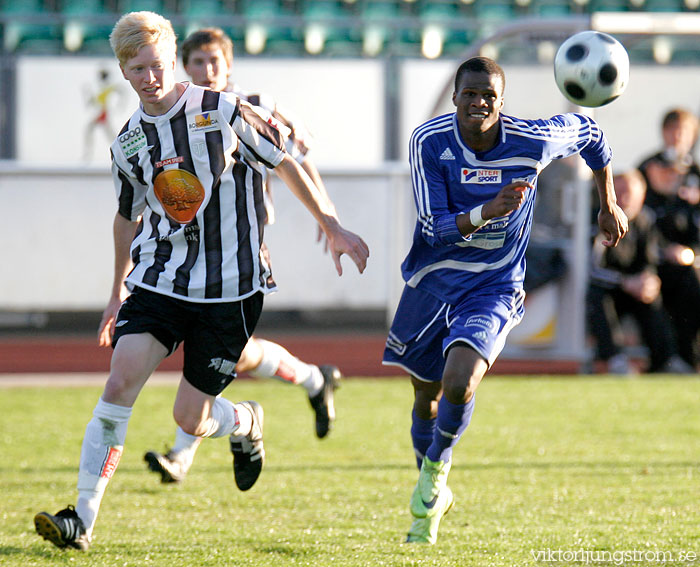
xmin=119 ymin=459 xmax=697 ymax=476
xmin=263 ymin=459 xmax=700 ymax=473
xmin=0 ymin=545 xmax=65 ymax=560
xmin=258 ymin=544 xmax=311 ymax=558
xmin=6 ymin=458 xmax=697 ymax=482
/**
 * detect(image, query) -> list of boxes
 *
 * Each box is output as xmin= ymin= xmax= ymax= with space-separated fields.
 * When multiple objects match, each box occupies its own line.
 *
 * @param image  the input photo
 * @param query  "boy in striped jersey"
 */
xmin=382 ymin=57 xmax=628 ymax=544
xmin=143 ymin=27 xmax=342 ymax=486
xmin=34 ymin=11 xmax=368 ymax=551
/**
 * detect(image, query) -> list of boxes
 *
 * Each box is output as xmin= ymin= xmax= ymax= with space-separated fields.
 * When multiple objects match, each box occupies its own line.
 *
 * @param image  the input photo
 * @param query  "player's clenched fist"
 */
xmin=484 ymin=181 xmax=533 ymax=219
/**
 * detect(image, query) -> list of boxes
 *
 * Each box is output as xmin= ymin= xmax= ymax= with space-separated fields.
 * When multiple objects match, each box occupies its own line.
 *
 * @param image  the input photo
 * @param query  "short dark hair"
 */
xmin=662 ymin=108 xmax=698 ymax=134
xmin=454 ymin=57 xmax=505 ymax=94
xmin=181 ymin=27 xmax=233 ymax=67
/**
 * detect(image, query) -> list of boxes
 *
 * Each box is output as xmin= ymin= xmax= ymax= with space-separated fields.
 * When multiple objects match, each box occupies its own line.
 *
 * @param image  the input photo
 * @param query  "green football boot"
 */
xmin=406 ymin=456 xmax=454 ymax=544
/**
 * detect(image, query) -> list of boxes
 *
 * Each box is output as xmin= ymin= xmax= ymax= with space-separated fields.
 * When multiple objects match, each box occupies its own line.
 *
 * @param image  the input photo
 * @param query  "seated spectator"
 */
xmin=587 ymin=170 xmax=693 ymax=374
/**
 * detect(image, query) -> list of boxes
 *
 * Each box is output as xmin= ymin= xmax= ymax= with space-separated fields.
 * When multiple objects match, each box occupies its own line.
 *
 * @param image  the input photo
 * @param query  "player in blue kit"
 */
xmin=383 ymin=57 xmax=628 ymax=544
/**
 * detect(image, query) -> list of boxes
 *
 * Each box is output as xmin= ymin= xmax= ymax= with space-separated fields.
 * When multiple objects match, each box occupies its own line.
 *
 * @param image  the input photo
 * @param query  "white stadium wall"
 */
xmin=0 ymin=164 xmax=402 ymax=311
xmin=15 ymin=57 xmax=386 ymax=168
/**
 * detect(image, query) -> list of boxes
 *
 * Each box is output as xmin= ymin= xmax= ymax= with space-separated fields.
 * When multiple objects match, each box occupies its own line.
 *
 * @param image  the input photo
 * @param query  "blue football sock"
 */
xmin=425 ymin=396 xmax=475 ymax=464
xmin=410 ymin=409 xmax=436 ymax=469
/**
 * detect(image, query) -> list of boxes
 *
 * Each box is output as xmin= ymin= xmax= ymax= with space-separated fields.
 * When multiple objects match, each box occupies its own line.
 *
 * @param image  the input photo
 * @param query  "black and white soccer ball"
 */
xmin=554 ymin=31 xmax=629 ymax=108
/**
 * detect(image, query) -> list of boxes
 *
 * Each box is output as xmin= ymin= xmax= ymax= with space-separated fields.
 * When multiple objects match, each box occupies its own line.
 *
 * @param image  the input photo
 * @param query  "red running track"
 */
xmin=0 ymin=334 xmax=580 ymax=376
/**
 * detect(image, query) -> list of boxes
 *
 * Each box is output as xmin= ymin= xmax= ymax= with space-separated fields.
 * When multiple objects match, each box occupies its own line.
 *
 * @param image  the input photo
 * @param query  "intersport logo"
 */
xmin=461 ymin=168 xmax=501 ymax=184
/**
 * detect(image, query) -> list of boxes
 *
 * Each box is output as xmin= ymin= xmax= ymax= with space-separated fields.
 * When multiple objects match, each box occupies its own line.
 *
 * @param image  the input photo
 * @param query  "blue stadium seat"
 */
xmin=473 ymin=0 xmax=516 ymax=21
xmin=116 ymin=0 xmax=167 ymax=14
xmin=416 ymin=1 xmax=480 ymax=57
xmin=664 ymin=36 xmax=700 ymax=62
xmin=60 ymin=0 xmax=106 ymax=18
xmin=240 ymin=0 xmax=301 ymax=54
xmin=625 ymin=43 xmax=654 ymax=63
xmin=179 ymin=0 xmax=223 ymax=18
xmin=59 ymin=0 xmax=113 ymax=53
xmin=302 ymin=0 xmax=352 ymax=30
xmin=360 ymin=1 xmax=401 ymax=55
xmin=361 ymin=1 xmax=402 ymax=28
xmin=298 ymin=0 xmax=354 ymax=55
xmin=419 ymin=0 xmax=458 ymax=22
xmin=301 ymin=0 xmax=346 ymax=18
xmin=240 ymin=0 xmax=281 ymax=18
xmin=0 ymin=0 xmax=44 ymax=13
xmin=643 ymin=0 xmax=684 ymax=11
xmin=0 ymin=0 xmax=62 ymax=52
xmin=671 ymin=48 xmax=700 ymax=63
xmin=531 ymin=0 xmax=572 ymax=17
xmin=588 ymin=0 xmax=628 ymax=12
xmin=177 ymin=0 xmax=228 ymax=38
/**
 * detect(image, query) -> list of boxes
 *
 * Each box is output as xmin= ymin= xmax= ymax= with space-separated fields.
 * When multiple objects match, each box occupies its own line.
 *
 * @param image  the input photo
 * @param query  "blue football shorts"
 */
xmin=382 ymin=284 xmax=525 ymax=382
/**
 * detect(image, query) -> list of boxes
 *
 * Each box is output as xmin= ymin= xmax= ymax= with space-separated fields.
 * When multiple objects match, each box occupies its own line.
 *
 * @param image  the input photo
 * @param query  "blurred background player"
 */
xmin=383 ymin=57 xmax=627 ymax=544
xmin=638 ymin=108 xmax=700 ymax=369
xmin=144 ymin=27 xmax=342 ymax=485
xmin=586 ymin=170 xmax=693 ymax=375
xmin=34 ymin=11 xmax=369 ymax=551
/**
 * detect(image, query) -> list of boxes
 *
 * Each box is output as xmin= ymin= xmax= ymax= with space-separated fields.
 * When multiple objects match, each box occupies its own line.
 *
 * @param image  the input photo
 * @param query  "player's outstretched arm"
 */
xmin=97 ymin=213 xmax=138 ymax=346
xmin=300 ymin=158 xmax=335 ymax=251
xmin=593 ymin=164 xmax=628 ymax=247
xmin=274 ymin=155 xmax=369 ymax=275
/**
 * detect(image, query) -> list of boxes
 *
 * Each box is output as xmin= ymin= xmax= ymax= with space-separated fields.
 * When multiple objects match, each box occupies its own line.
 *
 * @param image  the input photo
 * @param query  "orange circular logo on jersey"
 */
xmin=153 ymin=169 xmax=205 ymax=224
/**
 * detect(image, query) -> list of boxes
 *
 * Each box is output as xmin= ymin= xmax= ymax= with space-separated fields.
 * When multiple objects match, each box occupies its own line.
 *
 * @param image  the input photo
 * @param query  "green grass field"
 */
xmin=1 ymin=375 xmax=698 ymax=567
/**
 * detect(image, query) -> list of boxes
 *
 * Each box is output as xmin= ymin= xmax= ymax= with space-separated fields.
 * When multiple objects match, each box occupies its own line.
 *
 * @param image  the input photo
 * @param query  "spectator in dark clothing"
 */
xmin=638 ymin=108 xmax=700 ymax=369
xmin=587 ymin=170 xmax=693 ymax=374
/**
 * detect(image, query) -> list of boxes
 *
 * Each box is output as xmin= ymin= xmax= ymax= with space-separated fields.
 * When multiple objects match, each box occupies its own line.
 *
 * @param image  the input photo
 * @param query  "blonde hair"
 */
xmin=110 ymin=11 xmax=177 ymax=66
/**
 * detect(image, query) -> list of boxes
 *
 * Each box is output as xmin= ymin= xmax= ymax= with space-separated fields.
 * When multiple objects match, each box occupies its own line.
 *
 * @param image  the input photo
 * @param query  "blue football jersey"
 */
xmin=403 ymin=111 xmax=612 ymax=304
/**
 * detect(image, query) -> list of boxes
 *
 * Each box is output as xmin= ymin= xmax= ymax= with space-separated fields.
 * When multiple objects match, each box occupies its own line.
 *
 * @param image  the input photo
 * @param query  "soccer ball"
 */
xmin=553 ymin=31 xmax=629 ymax=108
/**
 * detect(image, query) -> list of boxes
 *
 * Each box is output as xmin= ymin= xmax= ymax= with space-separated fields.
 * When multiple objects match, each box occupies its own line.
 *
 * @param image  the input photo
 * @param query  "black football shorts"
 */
xmin=112 ymin=286 xmax=264 ymax=395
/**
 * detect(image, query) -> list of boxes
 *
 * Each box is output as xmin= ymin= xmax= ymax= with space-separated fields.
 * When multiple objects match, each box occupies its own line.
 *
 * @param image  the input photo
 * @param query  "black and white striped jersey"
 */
xmin=230 ymin=83 xmax=312 ymax=225
xmin=110 ymin=82 xmax=286 ymax=303
xmin=231 ymin=83 xmax=311 ymax=162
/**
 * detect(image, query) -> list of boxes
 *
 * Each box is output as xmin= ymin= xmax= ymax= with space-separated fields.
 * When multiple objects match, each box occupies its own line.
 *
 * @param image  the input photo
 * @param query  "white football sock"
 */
xmin=76 ymin=398 xmax=132 ymax=538
xmin=229 ymin=402 xmax=253 ymax=439
xmin=249 ymin=339 xmax=324 ymax=396
xmin=169 ymin=427 xmax=201 ymax=470
xmin=199 ymin=397 xmax=252 ymax=439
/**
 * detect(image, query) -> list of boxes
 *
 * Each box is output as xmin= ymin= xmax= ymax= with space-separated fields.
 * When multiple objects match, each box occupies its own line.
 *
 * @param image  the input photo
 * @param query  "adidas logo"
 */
xmin=472 ymin=331 xmax=488 ymax=341
xmin=439 ymin=147 xmax=456 ymax=160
